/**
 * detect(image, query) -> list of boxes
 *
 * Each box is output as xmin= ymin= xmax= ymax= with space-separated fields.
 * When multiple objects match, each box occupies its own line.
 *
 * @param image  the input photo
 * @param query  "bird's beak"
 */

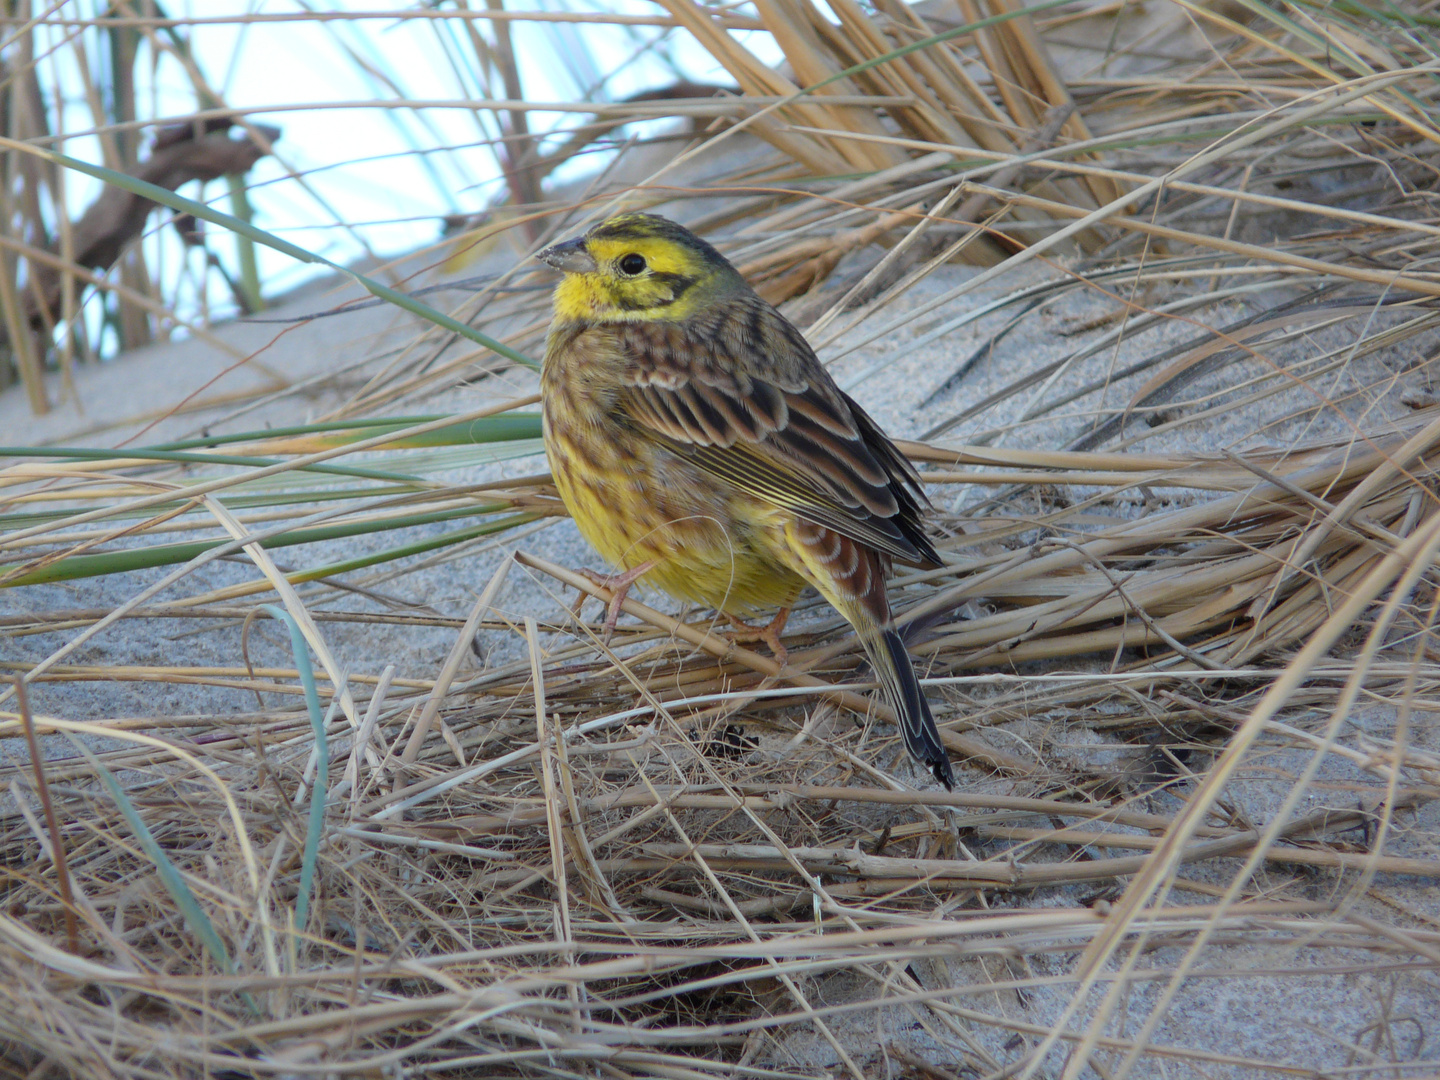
xmin=536 ymin=237 xmax=598 ymax=274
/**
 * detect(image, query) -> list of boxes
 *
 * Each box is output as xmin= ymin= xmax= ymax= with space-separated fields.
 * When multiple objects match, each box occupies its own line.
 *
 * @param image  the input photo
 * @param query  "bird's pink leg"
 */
xmin=725 ymin=608 xmax=791 ymax=664
xmin=578 ymin=561 xmax=655 ymax=641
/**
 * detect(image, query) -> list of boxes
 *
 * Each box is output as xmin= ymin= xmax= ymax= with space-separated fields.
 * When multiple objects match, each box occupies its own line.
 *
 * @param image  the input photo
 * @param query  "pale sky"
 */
xmin=65 ymin=0 xmax=779 ymax=322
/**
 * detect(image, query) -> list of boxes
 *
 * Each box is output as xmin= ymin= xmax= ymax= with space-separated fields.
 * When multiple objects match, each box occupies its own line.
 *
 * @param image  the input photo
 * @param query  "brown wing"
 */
xmin=612 ymin=296 xmax=940 ymax=567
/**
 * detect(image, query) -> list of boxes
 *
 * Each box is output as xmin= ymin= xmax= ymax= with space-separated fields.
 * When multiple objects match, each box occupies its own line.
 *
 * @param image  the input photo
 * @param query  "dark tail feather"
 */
xmin=876 ymin=628 xmax=955 ymax=790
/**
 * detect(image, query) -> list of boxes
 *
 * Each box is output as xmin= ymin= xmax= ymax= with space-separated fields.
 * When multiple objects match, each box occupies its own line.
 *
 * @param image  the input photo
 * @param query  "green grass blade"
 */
xmin=260 ymin=606 xmax=326 ymax=935
xmin=0 ymin=445 xmax=424 ymax=483
xmin=142 ymin=416 xmax=452 ymax=450
xmin=225 ymin=174 xmax=265 ymax=313
xmin=63 ymin=736 xmax=233 ymax=975
xmin=142 ymin=413 xmax=543 ymax=452
xmin=0 ymin=501 xmax=518 ymax=587
xmin=281 ymin=512 xmax=541 ymax=584
xmin=0 ymin=484 xmax=426 ymax=532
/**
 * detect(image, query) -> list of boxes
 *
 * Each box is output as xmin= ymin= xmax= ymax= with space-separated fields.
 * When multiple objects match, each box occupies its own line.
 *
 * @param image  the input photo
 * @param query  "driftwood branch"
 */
xmin=25 ymin=120 xmax=279 ymax=328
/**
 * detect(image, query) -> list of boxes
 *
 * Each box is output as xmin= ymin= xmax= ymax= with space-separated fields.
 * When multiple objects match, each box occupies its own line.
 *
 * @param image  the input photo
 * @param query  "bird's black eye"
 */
xmin=618 ymin=253 xmax=647 ymax=276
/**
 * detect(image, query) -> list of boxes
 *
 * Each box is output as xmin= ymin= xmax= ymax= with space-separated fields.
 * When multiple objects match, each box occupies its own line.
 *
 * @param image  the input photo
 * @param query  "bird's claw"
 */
xmin=725 ymin=608 xmax=791 ymax=664
xmin=577 ymin=562 xmax=654 ymax=643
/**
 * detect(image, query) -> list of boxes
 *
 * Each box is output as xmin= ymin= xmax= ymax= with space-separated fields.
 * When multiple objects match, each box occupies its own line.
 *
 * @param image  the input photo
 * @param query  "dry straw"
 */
xmin=4 ymin=0 xmax=1440 ymax=1077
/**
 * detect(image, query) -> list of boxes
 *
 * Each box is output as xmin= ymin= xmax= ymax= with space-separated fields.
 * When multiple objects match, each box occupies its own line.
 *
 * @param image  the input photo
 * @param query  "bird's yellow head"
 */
xmin=538 ymin=213 xmax=743 ymax=323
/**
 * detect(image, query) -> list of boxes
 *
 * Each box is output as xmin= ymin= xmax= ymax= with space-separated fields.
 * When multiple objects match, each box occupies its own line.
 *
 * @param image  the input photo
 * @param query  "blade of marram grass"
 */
xmin=61 ymin=736 xmax=233 ymax=976
xmin=0 ymin=501 xmax=521 ymax=587
xmin=259 ymin=605 xmax=327 ymax=936
xmin=0 ymin=444 xmax=424 ymax=483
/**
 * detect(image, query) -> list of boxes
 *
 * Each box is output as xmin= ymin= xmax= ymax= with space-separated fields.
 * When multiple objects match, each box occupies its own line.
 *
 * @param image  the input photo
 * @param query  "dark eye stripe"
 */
xmin=652 ymin=271 xmax=694 ymax=300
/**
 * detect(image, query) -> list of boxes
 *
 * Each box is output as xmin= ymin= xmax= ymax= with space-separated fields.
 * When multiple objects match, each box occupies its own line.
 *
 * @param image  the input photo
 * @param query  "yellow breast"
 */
xmin=541 ymin=380 xmax=804 ymax=615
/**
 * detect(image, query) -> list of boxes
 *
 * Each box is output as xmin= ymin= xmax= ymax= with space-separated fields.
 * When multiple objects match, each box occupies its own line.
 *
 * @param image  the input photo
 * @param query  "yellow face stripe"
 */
xmin=547 ymin=217 xmax=732 ymax=323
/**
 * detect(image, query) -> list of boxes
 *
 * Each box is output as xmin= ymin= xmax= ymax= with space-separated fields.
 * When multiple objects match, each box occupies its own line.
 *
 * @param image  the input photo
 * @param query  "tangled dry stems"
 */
xmin=4 ymin=1 xmax=1440 ymax=1077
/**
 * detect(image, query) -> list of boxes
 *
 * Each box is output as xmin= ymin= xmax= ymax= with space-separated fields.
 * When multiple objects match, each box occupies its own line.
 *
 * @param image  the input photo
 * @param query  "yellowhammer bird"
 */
xmin=537 ymin=212 xmax=955 ymax=789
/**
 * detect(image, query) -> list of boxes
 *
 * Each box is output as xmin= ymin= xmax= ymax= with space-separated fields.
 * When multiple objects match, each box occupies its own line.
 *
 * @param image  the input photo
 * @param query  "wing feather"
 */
xmin=612 ymin=299 xmax=941 ymax=568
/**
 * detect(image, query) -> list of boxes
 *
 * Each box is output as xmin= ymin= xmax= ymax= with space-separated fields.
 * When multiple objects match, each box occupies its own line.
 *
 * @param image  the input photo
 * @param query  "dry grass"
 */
xmin=5 ymin=1 xmax=1440 ymax=1077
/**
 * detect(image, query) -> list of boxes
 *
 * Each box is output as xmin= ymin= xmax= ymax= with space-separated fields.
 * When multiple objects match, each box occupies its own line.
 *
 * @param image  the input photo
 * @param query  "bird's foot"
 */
xmin=576 ymin=562 xmax=655 ymax=642
xmin=725 ymin=608 xmax=791 ymax=664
